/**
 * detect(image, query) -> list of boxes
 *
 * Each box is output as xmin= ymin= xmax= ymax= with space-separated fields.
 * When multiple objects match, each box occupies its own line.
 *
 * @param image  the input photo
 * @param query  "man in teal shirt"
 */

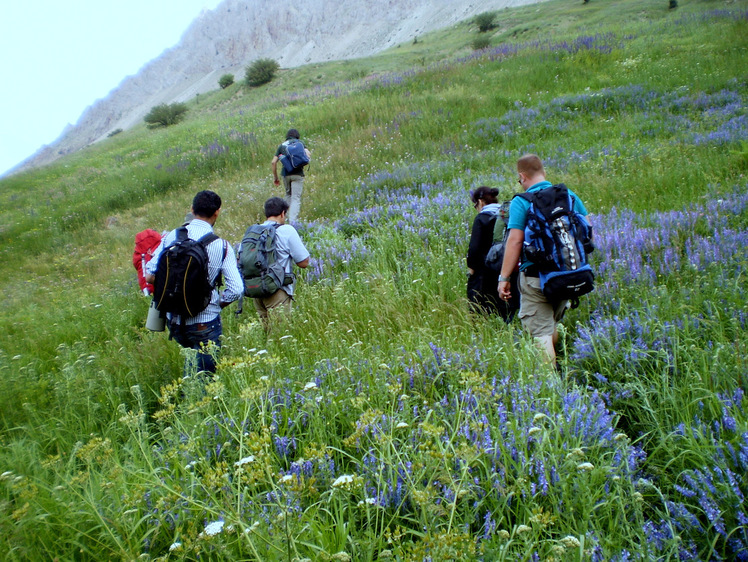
xmin=498 ymin=154 xmax=589 ymax=364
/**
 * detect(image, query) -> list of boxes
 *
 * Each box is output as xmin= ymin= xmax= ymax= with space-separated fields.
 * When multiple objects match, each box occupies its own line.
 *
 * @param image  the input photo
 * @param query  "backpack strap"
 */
xmin=195 ymin=232 xmax=223 ymax=288
xmin=175 ymin=226 xmax=189 ymax=243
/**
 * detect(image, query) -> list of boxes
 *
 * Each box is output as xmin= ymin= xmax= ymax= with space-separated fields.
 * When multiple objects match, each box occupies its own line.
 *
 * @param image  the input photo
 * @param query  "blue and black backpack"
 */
xmin=517 ymin=184 xmax=595 ymax=304
xmin=280 ymin=139 xmax=310 ymax=174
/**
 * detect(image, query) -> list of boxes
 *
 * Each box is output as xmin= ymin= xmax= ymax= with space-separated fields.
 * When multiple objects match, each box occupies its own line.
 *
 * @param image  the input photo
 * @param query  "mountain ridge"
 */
xmin=12 ymin=0 xmax=545 ymax=175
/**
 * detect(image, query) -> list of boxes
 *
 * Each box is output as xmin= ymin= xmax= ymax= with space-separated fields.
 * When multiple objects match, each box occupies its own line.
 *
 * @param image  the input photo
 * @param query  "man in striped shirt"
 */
xmin=146 ymin=190 xmax=243 ymax=377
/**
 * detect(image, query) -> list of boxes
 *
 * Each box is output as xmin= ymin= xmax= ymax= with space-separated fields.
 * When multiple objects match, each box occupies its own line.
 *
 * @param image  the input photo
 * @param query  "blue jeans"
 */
xmin=168 ymin=316 xmax=222 ymax=376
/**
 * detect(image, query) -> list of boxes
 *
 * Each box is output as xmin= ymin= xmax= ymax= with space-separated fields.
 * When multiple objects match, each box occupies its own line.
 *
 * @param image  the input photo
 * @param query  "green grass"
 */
xmin=1 ymin=0 xmax=747 ymax=559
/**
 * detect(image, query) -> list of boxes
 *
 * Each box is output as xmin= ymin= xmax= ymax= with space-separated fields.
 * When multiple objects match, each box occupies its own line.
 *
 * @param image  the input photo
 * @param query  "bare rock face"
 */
xmin=16 ymin=0 xmax=540 ymax=173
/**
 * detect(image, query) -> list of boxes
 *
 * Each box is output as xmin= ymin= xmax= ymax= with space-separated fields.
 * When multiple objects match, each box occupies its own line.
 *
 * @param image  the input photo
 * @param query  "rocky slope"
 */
xmin=15 ymin=0 xmax=544 ymax=173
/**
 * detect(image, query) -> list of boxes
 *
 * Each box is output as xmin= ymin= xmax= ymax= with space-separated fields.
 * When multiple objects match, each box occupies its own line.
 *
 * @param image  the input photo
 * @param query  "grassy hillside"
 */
xmin=1 ymin=0 xmax=747 ymax=559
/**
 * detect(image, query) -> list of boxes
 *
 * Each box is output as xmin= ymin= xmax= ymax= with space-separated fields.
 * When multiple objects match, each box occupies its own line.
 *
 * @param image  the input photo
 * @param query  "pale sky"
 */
xmin=0 ymin=0 xmax=224 ymax=177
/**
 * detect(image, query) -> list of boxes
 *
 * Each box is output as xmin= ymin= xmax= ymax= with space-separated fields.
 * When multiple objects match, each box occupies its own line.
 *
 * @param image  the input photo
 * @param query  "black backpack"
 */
xmin=238 ymin=223 xmax=292 ymax=298
xmin=153 ymin=227 xmax=221 ymax=319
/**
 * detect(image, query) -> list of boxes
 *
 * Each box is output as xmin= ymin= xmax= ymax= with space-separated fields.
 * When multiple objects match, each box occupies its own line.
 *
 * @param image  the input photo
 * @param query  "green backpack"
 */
xmin=484 ymin=201 xmax=511 ymax=274
xmin=238 ymin=223 xmax=292 ymax=298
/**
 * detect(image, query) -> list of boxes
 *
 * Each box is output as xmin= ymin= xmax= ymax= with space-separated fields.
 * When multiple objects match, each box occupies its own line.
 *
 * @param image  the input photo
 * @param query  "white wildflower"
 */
xmin=203 ymin=520 xmax=224 ymax=536
xmin=528 ymin=426 xmax=542 ymax=437
xmin=234 ymin=456 xmax=255 ymax=467
xmin=577 ymin=462 xmax=595 ymax=471
xmin=332 ymin=474 xmax=355 ymax=487
xmin=304 ymin=381 xmax=318 ymax=391
xmin=169 ymin=541 xmax=182 ymax=551
xmin=396 ymin=422 xmax=409 ymax=429
xmin=516 ymin=524 xmax=532 ymax=535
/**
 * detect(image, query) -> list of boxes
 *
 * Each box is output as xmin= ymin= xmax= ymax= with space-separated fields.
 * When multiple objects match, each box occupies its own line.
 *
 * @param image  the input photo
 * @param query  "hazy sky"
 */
xmin=0 ymin=0 xmax=223 ymax=177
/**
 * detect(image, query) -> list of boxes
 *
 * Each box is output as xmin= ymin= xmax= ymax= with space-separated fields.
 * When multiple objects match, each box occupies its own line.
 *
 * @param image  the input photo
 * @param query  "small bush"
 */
xmin=472 ymin=36 xmax=492 ymax=51
xmin=245 ymin=59 xmax=280 ymax=87
xmin=218 ymin=73 xmax=235 ymax=89
xmin=475 ymin=11 xmax=497 ymax=33
xmin=143 ymin=103 xmax=188 ymax=128
xmin=107 ymin=128 xmax=123 ymax=138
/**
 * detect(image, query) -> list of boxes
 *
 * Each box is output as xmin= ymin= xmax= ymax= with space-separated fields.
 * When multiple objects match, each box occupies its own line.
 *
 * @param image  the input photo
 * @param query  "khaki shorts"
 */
xmin=518 ymin=273 xmax=568 ymax=337
xmin=253 ymin=289 xmax=292 ymax=319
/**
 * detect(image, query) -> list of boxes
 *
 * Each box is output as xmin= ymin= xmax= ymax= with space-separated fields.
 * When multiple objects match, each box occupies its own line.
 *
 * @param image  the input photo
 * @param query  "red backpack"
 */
xmin=133 ymin=229 xmax=162 ymax=295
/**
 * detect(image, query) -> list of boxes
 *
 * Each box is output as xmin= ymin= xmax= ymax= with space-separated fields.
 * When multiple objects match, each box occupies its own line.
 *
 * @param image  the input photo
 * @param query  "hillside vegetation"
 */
xmin=1 ymin=0 xmax=747 ymax=560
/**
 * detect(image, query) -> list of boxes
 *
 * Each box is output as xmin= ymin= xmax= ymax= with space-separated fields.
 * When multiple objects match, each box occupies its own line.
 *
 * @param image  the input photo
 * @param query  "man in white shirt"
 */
xmin=146 ymin=190 xmax=243 ymax=376
xmin=252 ymin=197 xmax=310 ymax=322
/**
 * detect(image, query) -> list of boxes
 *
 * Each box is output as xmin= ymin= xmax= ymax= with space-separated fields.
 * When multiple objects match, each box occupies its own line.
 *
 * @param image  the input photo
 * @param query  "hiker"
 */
xmin=498 ymin=154 xmax=591 ymax=364
xmin=467 ymin=186 xmax=503 ymax=314
xmin=244 ymin=197 xmax=310 ymax=325
xmin=145 ymin=190 xmax=243 ymax=376
xmin=271 ymin=128 xmax=311 ymax=222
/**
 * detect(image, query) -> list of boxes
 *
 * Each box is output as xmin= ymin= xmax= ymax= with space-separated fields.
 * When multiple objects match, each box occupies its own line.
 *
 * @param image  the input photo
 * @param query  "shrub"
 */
xmin=245 ymin=59 xmax=280 ymax=87
xmin=472 ymin=36 xmax=492 ymax=51
xmin=143 ymin=103 xmax=188 ymax=128
xmin=218 ymin=73 xmax=234 ymax=89
xmin=474 ymin=11 xmax=497 ymax=33
xmin=107 ymin=128 xmax=123 ymax=138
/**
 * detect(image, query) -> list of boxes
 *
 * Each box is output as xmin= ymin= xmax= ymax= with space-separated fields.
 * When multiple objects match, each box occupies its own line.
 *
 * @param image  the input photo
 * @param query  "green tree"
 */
xmin=218 ymin=73 xmax=235 ymax=89
xmin=143 ymin=102 xmax=188 ymax=128
xmin=245 ymin=59 xmax=280 ymax=87
xmin=474 ymin=11 xmax=497 ymax=33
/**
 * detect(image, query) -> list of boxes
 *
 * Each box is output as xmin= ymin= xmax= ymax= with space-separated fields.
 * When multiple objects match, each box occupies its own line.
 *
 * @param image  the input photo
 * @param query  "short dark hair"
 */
xmin=264 ymin=196 xmax=289 ymax=218
xmin=471 ymin=186 xmax=500 ymax=205
xmin=286 ymin=128 xmax=300 ymax=140
xmin=192 ymin=190 xmax=222 ymax=218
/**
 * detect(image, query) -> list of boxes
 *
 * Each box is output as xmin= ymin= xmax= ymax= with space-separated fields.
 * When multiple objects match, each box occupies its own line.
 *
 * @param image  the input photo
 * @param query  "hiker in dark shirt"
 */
xmin=467 ymin=186 xmax=503 ymax=315
xmin=271 ymin=129 xmax=311 ymax=222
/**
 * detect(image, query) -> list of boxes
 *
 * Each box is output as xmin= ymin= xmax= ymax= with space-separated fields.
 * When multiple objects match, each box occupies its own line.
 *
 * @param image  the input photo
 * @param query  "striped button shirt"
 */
xmin=146 ymin=219 xmax=243 ymax=324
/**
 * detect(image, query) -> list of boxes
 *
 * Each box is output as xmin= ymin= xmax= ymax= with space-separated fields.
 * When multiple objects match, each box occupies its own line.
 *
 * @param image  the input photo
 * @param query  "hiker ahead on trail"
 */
xmin=467 ymin=186 xmax=503 ymax=316
xmin=472 ymin=186 xmax=520 ymax=323
xmin=498 ymin=154 xmax=594 ymax=365
xmin=271 ymin=128 xmax=311 ymax=223
xmin=145 ymin=190 xmax=243 ymax=377
xmin=238 ymin=197 xmax=310 ymax=327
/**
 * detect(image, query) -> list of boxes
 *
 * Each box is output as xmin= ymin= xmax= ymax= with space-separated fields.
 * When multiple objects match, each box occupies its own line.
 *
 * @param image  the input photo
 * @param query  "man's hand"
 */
xmin=498 ymin=280 xmax=512 ymax=301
